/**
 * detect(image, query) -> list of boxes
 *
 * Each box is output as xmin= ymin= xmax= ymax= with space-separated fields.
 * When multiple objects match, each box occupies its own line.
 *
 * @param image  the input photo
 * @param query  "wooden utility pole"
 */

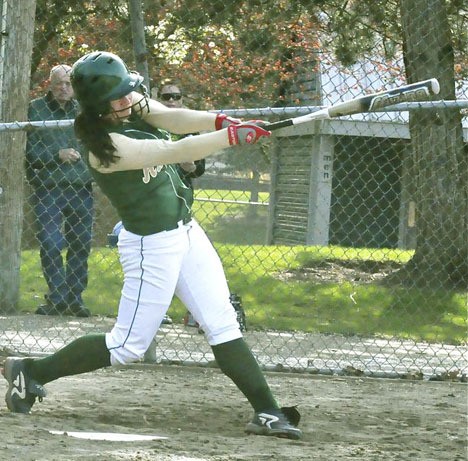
xmin=0 ymin=0 xmax=36 ymax=312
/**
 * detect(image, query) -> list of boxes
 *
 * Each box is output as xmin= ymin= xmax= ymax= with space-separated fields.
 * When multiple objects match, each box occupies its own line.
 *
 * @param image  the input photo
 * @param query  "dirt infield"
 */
xmin=0 ymin=361 xmax=466 ymax=461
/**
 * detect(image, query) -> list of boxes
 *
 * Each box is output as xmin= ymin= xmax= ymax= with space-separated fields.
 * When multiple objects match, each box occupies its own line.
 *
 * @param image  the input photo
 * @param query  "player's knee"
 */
xmin=204 ymin=323 xmax=243 ymax=346
xmin=106 ymin=332 xmax=146 ymax=365
xmin=109 ymin=347 xmax=143 ymax=366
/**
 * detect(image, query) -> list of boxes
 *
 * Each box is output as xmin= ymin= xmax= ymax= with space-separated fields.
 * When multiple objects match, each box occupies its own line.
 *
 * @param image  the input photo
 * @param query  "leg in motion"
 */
xmin=178 ymin=221 xmax=302 ymax=439
xmin=2 ymin=334 xmax=111 ymax=413
xmin=212 ymin=338 xmax=302 ymax=440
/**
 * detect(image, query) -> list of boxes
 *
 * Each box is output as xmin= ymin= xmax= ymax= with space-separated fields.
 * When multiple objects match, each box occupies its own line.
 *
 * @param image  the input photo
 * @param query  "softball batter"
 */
xmin=2 ymin=51 xmax=301 ymax=439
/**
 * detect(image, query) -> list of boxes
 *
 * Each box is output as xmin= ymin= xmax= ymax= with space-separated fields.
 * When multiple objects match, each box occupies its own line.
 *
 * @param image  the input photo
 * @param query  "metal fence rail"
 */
xmin=1 ymin=100 xmax=467 ymax=132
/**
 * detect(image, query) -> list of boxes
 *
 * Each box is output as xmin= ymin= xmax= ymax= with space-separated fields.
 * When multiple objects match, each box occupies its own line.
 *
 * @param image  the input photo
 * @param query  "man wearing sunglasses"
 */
xmin=159 ymin=83 xmax=184 ymax=108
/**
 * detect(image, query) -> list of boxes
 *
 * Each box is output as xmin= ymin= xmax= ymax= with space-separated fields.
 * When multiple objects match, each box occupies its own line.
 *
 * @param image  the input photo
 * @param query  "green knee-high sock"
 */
xmin=212 ymin=338 xmax=278 ymax=412
xmin=28 ymin=334 xmax=111 ymax=385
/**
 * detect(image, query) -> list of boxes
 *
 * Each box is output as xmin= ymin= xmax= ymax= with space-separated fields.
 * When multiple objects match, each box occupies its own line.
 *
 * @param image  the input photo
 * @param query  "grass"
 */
xmin=19 ymin=244 xmax=467 ymax=345
xmin=191 ymin=189 xmax=270 ymax=244
xmin=18 ymin=189 xmax=467 ymax=345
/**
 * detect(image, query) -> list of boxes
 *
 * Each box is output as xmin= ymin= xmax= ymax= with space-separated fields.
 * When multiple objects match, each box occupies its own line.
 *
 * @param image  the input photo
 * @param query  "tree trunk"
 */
xmin=128 ymin=0 xmax=150 ymax=88
xmin=395 ymin=0 xmax=467 ymax=288
xmin=0 ymin=0 xmax=36 ymax=312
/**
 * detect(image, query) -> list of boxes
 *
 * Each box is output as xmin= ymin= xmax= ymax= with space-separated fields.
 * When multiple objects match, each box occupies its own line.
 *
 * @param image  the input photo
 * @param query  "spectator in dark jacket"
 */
xmin=26 ymin=64 xmax=93 ymax=317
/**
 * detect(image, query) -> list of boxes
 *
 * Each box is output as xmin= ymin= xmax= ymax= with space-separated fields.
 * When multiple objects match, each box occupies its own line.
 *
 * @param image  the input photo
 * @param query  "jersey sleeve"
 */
xmin=89 ymin=130 xmax=230 ymax=173
xmin=133 ymin=93 xmax=217 ymax=134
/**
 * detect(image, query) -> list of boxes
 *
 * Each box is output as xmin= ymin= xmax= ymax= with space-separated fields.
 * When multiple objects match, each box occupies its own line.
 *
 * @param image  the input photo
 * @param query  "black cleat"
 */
xmin=35 ymin=301 xmax=68 ymax=316
xmin=36 ymin=301 xmax=91 ymax=318
xmin=245 ymin=406 xmax=302 ymax=440
xmin=36 ymin=295 xmax=91 ymax=318
xmin=68 ymin=304 xmax=91 ymax=318
xmin=2 ymin=357 xmax=46 ymax=413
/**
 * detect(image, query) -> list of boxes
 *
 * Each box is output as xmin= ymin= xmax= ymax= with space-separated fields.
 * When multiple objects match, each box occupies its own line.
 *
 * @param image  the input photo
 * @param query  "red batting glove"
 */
xmin=227 ymin=123 xmax=271 ymax=146
xmin=215 ymin=113 xmax=242 ymax=130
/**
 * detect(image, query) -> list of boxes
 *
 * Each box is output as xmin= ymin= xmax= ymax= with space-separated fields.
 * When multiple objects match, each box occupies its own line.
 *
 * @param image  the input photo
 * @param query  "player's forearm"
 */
xmin=90 ymin=130 xmax=229 ymax=173
xmin=134 ymin=94 xmax=217 ymax=133
xmin=148 ymin=108 xmax=216 ymax=134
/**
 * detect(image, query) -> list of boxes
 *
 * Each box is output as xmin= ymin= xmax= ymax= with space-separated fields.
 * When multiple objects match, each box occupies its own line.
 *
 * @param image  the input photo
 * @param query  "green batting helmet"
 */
xmin=70 ymin=51 xmax=143 ymax=111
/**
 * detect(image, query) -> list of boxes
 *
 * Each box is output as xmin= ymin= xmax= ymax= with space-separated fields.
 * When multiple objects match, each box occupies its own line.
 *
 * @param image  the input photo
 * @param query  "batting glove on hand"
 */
xmin=227 ymin=122 xmax=271 ymax=146
xmin=215 ymin=113 xmax=242 ymax=130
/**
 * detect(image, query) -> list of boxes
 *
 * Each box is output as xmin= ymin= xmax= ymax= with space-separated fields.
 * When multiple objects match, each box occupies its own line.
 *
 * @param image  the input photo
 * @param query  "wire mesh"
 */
xmin=0 ymin=0 xmax=467 ymax=380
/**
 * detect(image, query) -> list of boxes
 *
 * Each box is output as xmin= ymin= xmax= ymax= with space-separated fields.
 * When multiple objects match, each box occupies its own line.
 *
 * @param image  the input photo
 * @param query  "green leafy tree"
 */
xmin=297 ymin=0 xmax=467 ymax=288
xmin=142 ymin=1 xmax=322 ymax=184
xmin=143 ymin=1 xmax=321 ymax=108
xmin=30 ymin=0 xmax=467 ymax=287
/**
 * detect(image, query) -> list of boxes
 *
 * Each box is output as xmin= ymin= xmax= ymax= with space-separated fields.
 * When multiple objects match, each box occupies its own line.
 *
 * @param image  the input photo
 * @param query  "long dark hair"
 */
xmin=74 ymin=106 xmax=119 ymax=168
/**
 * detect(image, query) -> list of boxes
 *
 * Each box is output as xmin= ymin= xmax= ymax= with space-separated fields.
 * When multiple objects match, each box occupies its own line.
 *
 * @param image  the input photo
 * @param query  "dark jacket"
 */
xmin=177 ymin=159 xmax=206 ymax=188
xmin=26 ymin=92 xmax=92 ymax=188
xmin=172 ymin=132 xmax=205 ymax=188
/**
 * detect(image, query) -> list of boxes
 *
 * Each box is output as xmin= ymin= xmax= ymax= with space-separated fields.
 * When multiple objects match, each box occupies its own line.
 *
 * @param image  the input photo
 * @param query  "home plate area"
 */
xmin=0 ymin=359 xmax=465 ymax=461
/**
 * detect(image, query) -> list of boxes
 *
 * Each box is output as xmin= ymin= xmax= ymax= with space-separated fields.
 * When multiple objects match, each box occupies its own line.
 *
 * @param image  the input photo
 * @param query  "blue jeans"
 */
xmin=32 ymin=184 xmax=93 ymax=307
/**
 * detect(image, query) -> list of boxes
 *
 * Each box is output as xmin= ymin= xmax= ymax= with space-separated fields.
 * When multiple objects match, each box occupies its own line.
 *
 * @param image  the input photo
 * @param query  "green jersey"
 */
xmin=88 ymin=119 xmax=192 ymax=235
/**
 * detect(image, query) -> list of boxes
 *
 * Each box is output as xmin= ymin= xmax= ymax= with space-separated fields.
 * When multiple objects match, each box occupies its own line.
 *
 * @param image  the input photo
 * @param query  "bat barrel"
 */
xmin=263 ymin=78 xmax=441 ymax=132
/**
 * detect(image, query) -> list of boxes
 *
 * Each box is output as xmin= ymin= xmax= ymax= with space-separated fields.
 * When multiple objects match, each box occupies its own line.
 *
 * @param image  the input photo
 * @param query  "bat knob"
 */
xmin=429 ymin=78 xmax=440 ymax=95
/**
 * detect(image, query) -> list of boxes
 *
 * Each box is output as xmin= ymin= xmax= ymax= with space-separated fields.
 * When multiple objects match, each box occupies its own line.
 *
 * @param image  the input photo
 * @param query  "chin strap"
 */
xmin=130 ymin=86 xmax=150 ymax=118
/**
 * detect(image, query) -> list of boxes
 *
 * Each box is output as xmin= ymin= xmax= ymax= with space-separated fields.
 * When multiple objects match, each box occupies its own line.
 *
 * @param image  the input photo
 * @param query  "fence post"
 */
xmin=0 ymin=0 xmax=36 ymax=312
xmin=306 ymin=125 xmax=334 ymax=246
xmin=266 ymin=138 xmax=280 ymax=245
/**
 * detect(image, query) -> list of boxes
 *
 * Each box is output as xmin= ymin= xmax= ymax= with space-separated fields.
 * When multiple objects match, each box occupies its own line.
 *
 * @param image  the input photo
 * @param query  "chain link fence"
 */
xmin=0 ymin=0 xmax=467 ymax=380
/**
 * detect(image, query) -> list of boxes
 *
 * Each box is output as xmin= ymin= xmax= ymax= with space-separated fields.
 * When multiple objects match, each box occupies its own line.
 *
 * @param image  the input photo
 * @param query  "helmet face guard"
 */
xmin=71 ymin=51 xmax=146 ymax=115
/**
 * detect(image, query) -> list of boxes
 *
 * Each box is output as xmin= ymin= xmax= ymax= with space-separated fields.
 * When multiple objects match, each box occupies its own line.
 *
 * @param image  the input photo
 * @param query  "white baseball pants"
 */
xmin=106 ymin=219 xmax=242 ymax=365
